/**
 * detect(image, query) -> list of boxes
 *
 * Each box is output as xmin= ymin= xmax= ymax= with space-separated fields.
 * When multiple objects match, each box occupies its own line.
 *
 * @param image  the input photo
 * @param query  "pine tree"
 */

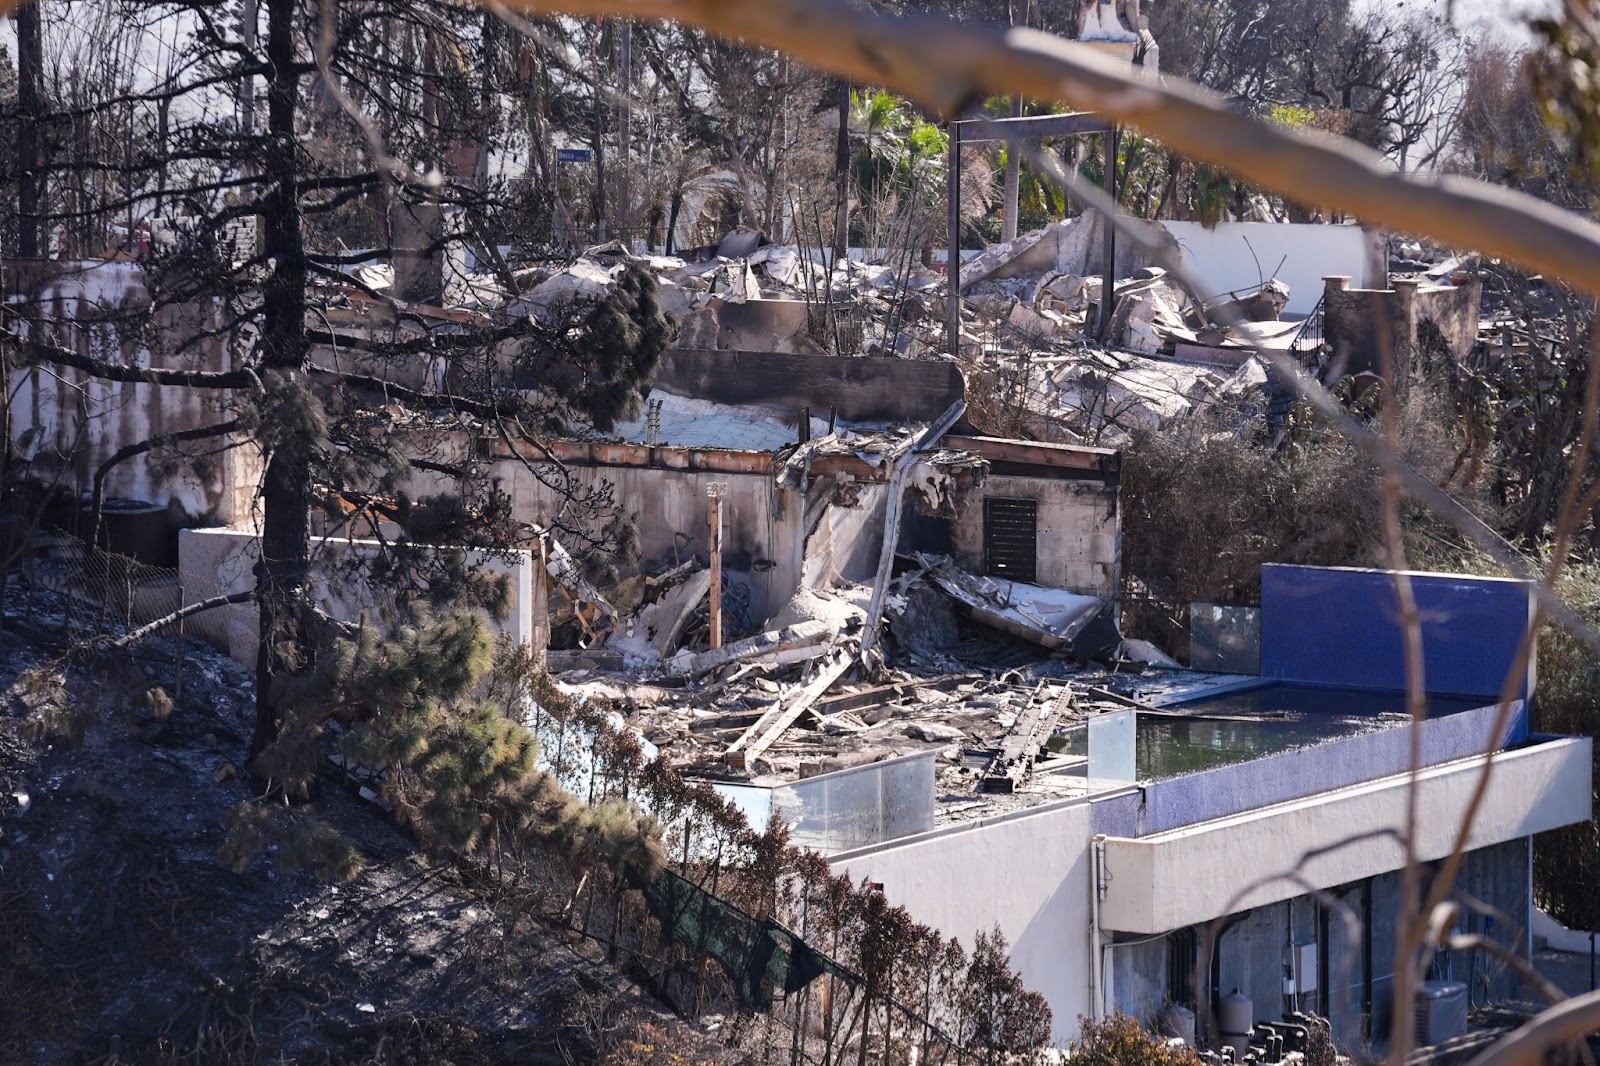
xmin=232 ymin=609 xmax=664 ymax=885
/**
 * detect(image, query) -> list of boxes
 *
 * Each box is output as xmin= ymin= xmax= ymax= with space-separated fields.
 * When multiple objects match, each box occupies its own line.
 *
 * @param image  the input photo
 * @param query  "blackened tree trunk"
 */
xmin=16 ymin=0 xmax=42 ymax=258
xmin=251 ymin=0 xmax=314 ymax=762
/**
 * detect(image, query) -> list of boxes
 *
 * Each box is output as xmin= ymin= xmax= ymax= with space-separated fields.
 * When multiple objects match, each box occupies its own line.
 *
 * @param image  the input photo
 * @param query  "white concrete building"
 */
xmin=826 ymin=565 xmax=1592 ymax=1053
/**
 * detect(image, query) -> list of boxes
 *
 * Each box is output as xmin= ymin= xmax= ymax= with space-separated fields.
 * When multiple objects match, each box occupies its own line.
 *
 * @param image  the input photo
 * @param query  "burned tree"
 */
xmin=0 ymin=0 xmax=671 ymax=778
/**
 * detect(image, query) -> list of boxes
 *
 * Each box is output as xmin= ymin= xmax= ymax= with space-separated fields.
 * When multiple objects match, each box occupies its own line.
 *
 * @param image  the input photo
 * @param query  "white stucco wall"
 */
xmin=1098 ymin=737 xmax=1592 ymax=934
xmin=410 ymin=457 xmax=806 ymax=624
xmin=8 ymin=260 xmax=262 ymax=525
xmin=831 ymin=798 xmax=1099 ymax=1045
xmin=1164 ymin=222 xmax=1379 ymax=317
xmin=950 ymin=476 xmax=1121 ymax=597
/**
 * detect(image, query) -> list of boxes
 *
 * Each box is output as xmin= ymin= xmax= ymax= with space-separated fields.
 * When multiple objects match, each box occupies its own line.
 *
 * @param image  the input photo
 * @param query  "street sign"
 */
xmin=556 ymin=147 xmax=593 ymax=164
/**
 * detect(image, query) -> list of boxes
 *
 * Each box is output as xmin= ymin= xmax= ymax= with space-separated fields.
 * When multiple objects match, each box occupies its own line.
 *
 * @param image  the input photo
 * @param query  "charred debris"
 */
xmin=2 ymin=209 xmax=1497 ymax=831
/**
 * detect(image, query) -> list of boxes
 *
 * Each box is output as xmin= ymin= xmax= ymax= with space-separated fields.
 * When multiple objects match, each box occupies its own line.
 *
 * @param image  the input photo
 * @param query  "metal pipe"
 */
xmin=707 ymin=483 xmax=726 ymax=649
xmin=1091 ymin=834 xmax=1108 ymax=1020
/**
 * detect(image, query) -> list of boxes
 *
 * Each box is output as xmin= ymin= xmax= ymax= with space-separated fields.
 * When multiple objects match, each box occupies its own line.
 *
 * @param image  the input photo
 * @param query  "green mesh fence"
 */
xmin=644 ymin=869 xmax=850 ymax=1008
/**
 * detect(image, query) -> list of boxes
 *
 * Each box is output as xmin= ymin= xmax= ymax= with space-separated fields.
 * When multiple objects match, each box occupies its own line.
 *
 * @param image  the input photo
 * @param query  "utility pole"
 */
xmin=1001 ymin=93 xmax=1022 ymax=242
xmin=946 ymin=119 xmax=960 ymax=357
xmin=707 ymin=482 xmax=727 ymax=650
xmin=16 ymin=0 xmax=43 ymax=258
xmin=590 ymin=29 xmax=607 ymax=244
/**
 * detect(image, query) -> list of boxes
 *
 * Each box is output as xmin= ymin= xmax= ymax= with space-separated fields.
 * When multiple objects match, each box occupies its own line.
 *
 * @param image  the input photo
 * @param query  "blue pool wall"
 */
xmin=1259 ymin=564 xmax=1536 ymax=701
xmin=1089 ymin=699 xmax=1525 ymax=839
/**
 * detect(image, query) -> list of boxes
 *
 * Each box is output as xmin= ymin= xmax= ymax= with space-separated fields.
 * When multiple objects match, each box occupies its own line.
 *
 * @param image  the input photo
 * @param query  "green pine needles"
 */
xmin=225 ymin=610 xmax=664 ymax=886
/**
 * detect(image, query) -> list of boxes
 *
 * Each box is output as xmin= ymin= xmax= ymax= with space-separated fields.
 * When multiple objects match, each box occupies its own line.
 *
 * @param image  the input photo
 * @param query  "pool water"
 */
xmin=1052 ymin=683 xmax=1494 ymax=782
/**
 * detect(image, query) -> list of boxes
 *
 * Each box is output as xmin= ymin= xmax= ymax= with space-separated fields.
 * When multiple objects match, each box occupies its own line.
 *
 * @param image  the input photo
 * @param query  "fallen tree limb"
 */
xmin=102 ymin=591 xmax=256 ymax=650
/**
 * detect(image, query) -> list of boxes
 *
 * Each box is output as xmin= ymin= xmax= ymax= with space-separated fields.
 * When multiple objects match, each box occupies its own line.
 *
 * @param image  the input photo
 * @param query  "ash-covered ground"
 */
xmin=0 ymin=587 xmax=740 ymax=1065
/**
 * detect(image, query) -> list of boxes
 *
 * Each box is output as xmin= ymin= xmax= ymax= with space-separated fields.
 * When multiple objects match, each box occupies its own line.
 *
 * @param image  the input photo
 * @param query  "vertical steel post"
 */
xmin=1098 ymin=125 xmax=1120 ymax=340
xmin=707 ymin=483 xmax=727 ymax=650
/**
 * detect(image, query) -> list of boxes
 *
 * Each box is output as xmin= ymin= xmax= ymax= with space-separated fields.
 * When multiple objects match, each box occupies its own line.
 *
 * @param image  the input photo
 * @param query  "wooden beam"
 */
xmin=725 ymin=651 xmax=854 ymax=769
xmin=860 ymin=401 xmax=968 ymax=661
xmin=981 ymin=685 xmax=1073 ymax=793
xmin=944 ymin=434 xmax=1118 ymax=472
xmin=811 ymin=674 xmax=968 ymax=717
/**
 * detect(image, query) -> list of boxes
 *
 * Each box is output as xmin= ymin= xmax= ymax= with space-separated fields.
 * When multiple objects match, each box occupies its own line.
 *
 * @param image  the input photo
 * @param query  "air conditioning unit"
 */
xmin=1415 ymin=980 xmax=1468 ymax=1047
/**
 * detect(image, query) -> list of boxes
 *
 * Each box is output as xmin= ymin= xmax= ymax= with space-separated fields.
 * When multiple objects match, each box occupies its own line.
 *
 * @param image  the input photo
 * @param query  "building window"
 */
xmin=982 ymin=497 xmax=1038 ymax=583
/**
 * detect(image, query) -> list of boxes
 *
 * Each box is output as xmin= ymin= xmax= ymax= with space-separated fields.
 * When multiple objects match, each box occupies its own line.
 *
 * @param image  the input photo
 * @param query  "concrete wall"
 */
xmin=831 ymin=798 xmax=1098 ymax=1045
xmin=949 ymin=475 xmax=1120 ymax=596
xmin=1400 ymin=278 xmax=1483 ymax=363
xmin=179 ymin=527 xmax=535 ymax=665
xmin=1164 ymin=222 xmax=1378 ymax=317
xmin=1097 ymin=736 xmax=1590 ymax=934
xmin=651 ymin=348 xmax=965 ymax=424
xmin=1261 ymin=564 xmax=1536 ymax=701
xmin=1321 ymin=274 xmax=1483 ymax=381
xmin=406 ymin=454 xmax=806 ymax=624
xmin=6 ymin=260 xmax=261 ymax=526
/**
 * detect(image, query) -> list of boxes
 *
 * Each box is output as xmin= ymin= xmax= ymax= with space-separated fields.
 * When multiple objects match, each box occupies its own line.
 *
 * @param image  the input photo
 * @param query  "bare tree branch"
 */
xmin=503 ymin=0 xmax=1600 ymax=296
xmin=1465 ymin=989 xmax=1600 ymax=1066
xmin=7 ymin=334 xmax=261 ymax=389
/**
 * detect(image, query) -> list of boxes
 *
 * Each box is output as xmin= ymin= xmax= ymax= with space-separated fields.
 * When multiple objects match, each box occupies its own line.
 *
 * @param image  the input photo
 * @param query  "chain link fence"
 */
xmin=14 ymin=528 xmax=195 ymax=704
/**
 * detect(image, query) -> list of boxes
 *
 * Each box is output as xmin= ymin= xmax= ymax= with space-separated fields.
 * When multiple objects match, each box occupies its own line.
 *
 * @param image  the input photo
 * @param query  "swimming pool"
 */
xmin=1052 ymin=683 xmax=1496 ymax=782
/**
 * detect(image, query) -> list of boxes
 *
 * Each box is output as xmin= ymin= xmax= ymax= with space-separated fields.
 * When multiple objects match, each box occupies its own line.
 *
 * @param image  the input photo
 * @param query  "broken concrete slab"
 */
xmin=607 ymin=569 xmax=712 ymax=663
xmin=918 ymin=557 xmax=1108 ymax=653
xmin=905 ymin=721 xmax=968 ymax=743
